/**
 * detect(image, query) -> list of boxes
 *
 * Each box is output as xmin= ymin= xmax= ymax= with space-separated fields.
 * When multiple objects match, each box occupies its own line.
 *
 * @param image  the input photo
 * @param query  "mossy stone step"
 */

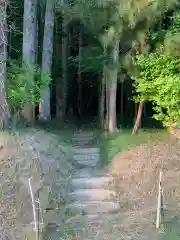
xmin=66 ymin=189 xmax=116 ymax=202
xmin=65 ymin=201 xmax=119 ymax=215
xmin=71 ymin=176 xmax=114 ymax=189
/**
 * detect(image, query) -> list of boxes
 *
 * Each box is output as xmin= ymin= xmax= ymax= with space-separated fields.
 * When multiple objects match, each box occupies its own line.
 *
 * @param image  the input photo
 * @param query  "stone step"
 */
xmin=72 ymin=135 xmax=94 ymax=141
xmin=71 ymin=141 xmax=94 ymax=147
xmin=72 ymin=169 xmax=106 ymax=178
xmin=64 ymin=213 xmax=117 ymax=229
xmin=71 ymin=142 xmax=93 ymax=147
xmin=72 ymin=134 xmax=95 ymax=144
xmin=73 ymin=153 xmax=100 ymax=161
xmin=74 ymin=157 xmax=99 ymax=167
xmin=65 ymin=214 xmax=100 ymax=225
xmin=73 ymin=160 xmax=98 ymax=167
xmin=66 ymin=189 xmax=116 ymax=202
xmin=66 ymin=201 xmax=119 ymax=215
xmin=72 ymin=136 xmax=94 ymax=140
xmin=72 ymin=148 xmax=100 ymax=154
xmin=71 ymin=176 xmax=114 ymax=189
xmin=64 ymin=215 xmax=101 ymax=229
xmin=74 ymin=131 xmax=94 ymax=136
xmin=73 ymin=133 xmax=94 ymax=139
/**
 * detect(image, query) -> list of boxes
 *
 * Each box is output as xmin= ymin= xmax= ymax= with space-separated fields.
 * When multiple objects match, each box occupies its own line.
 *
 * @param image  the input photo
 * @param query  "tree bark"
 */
xmin=22 ymin=0 xmax=37 ymax=122
xmin=120 ymin=82 xmax=124 ymax=118
xmin=104 ymin=70 xmax=109 ymax=130
xmin=61 ymin=7 xmax=68 ymax=120
xmin=55 ymin=16 xmax=63 ymax=119
xmin=99 ymin=72 xmax=105 ymax=128
xmin=39 ymin=0 xmax=55 ymax=120
xmin=132 ymin=102 xmax=143 ymax=135
xmin=99 ymin=47 xmax=106 ymax=129
xmin=77 ymin=29 xmax=82 ymax=118
xmin=0 ymin=0 xmax=10 ymax=129
xmin=108 ymin=39 xmax=119 ymax=133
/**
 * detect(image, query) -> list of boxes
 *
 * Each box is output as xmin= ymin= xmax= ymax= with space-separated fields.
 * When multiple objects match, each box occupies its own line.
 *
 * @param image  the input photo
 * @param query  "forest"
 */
xmin=1 ymin=1 xmax=180 ymax=239
xmin=0 ymin=0 xmax=180 ymax=133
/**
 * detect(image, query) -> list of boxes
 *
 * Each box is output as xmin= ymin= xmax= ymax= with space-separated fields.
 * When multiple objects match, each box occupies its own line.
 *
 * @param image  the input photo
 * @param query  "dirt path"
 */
xmin=53 ymin=130 xmax=121 ymax=240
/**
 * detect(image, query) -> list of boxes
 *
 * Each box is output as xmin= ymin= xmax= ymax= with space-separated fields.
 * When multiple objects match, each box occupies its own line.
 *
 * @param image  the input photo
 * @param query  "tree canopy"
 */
xmin=0 ymin=0 xmax=179 ymax=130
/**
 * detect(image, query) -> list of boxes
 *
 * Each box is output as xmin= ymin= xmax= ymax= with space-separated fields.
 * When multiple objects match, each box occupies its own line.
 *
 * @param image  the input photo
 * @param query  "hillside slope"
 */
xmin=0 ymin=128 xmax=72 ymax=240
xmin=109 ymin=135 xmax=180 ymax=239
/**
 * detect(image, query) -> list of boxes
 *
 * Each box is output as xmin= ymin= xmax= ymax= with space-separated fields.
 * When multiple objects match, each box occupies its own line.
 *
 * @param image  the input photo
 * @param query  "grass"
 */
xmin=100 ymin=128 xmax=168 ymax=166
xmin=163 ymin=216 xmax=180 ymax=240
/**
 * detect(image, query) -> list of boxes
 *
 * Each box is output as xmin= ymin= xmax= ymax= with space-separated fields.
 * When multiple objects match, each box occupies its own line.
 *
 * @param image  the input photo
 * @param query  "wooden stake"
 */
xmin=156 ymin=171 xmax=163 ymax=229
xmin=28 ymin=177 xmax=38 ymax=235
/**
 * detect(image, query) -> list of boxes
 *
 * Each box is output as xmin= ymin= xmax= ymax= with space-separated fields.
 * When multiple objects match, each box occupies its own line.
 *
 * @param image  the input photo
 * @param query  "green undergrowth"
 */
xmin=99 ymin=128 xmax=168 ymax=166
xmin=162 ymin=215 xmax=180 ymax=240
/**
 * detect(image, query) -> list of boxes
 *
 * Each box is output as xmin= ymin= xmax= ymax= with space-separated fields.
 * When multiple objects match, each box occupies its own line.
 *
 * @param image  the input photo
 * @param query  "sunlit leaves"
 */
xmin=132 ymin=52 xmax=180 ymax=127
xmin=7 ymin=60 xmax=49 ymax=112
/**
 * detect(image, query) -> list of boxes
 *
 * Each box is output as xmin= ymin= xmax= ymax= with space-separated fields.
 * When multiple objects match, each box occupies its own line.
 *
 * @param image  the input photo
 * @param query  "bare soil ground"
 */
xmin=109 ymin=133 xmax=180 ymax=240
xmin=0 ymin=128 xmax=72 ymax=240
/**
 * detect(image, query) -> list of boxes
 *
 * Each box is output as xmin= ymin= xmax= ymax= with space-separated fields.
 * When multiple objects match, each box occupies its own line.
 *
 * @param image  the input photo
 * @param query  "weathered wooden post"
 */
xmin=156 ymin=171 xmax=164 ymax=229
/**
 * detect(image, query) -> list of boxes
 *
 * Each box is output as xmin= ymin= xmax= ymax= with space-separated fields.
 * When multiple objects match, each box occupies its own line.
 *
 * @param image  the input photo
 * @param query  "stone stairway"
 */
xmin=63 ymin=131 xmax=120 ymax=239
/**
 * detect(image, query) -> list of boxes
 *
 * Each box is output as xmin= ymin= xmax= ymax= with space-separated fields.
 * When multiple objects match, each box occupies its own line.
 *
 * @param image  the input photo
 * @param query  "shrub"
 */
xmin=7 ymin=60 xmax=49 ymax=114
xmin=132 ymin=50 xmax=180 ymax=128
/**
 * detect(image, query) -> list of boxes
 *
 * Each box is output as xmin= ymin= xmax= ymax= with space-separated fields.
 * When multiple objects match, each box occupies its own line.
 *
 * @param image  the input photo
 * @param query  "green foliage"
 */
xmin=169 ymin=11 xmax=180 ymax=32
xmin=69 ymin=46 xmax=106 ymax=72
xmin=164 ymin=11 xmax=180 ymax=55
xmin=130 ymin=7 xmax=180 ymax=128
xmin=132 ymin=51 xmax=180 ymax=127
xmin=7 ymin=60 xmax=49 ymax=112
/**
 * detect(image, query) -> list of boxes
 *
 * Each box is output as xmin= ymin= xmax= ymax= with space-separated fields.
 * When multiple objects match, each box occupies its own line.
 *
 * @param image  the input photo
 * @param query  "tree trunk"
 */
xmin=131 ymin=31 xmax=147 ymax=134
xmin=143 ymin=102 xmax=146 ymax=118
xmin=55 ymin=16 xmax=63 ymax=119
xmin=0 ymin=0 xmax=10 ymax=129
xmin=120 ymin=82 xmax=124 ymax=118
xmin=99 ymin=73 xmax=105 ymax=128
xmin=132 ymin=102 xmax=143 ymax=135
xmin=108 ymin=40 xmax=119 ymax=133
xmin=99 ymin=47 xmax=106 ymax=129
xmin=22 ymin=0 xmax=37 ymax=122
xmin=7 ymin=12 xmax=12 ymax=57
xmin=61 ymin=9 xmax=68 ymax=120
xmin=78 ymin=29 xmax=82 ymax=118
xmin=105 ymin=71 xmax=109 ymax=130
xmin=39 ymin=0 xmax=55 ymax=120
